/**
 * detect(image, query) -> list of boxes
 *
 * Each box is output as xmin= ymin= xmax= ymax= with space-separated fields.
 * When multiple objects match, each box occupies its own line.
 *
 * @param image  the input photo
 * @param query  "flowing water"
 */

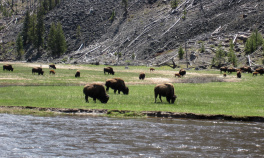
xmin=0 ymin=113 xmax=263 ymax=157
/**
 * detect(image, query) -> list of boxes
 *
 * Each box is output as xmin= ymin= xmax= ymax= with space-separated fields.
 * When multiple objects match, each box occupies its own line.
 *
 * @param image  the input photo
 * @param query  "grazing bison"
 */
xmin=49 ymin=64 xmax=56 ymax=69
xmin=75 ymin=70 xmax=80 ymax=77
xmin=3 ymin=64 xmax=14 ymax=71
xmin=252 ymin=71 xmax=259 ymax=76
xmin=150 ymin=68 xmax=155 ymax=72
xmin=175 ymin=73 xmax=181 ymax=78
xmin=256 ymin=67 xmax=264 ymax=75
xmin=179 ymin=69 xmax=186 ymax=76
xmin=49 ymin=70 xmax=55 ymax=75
xmin=32 ymin=67 xmax=44 ymax=75
xmin=104 ymin=67 xmax=115 ymax=75
xmin=139 ymin=73 xmax=145 ymax=80
xmin=223 ymin=73 xmax=226 ymax=77
xmin=220 ymin=66 xmax=228 ymax=73
xmin=83 ymin=83 xmax=109 ymax=103
xmin=105 ymin=78 xmax=129 ymax=95
xmin=240 ymin=66 xmax=253 ymax=73
xmin=227 ymin=67 xmax=237 ymax=73
xmin=237 ymin=71 xmax=241 ymax=78
xmin=154 ymin=83 xmax=177 ymax=104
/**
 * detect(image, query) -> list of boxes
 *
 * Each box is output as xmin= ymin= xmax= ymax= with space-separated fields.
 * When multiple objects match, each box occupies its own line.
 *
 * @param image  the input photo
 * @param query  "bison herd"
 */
xmin=3 ymin=64 xmax=264 ymax=104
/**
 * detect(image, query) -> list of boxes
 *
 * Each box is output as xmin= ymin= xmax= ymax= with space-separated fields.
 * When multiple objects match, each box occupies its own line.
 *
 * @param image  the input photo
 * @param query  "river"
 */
xmin=0 ymin=114 xmax=263 ymax=157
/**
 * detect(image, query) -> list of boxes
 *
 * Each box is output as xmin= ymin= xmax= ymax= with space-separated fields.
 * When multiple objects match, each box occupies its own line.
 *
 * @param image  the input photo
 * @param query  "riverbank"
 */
xmin=1 ymin=106 xmax=264 ymax=122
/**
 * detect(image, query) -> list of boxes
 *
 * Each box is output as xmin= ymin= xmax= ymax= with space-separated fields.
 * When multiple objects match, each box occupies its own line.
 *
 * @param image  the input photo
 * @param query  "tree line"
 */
xmin=17 ymin=0 xmax=66 ymax=59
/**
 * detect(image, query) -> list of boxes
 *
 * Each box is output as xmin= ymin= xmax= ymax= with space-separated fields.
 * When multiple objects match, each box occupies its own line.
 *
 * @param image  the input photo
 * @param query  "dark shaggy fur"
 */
xmin=154 ymin=83 xmax=177 ymax=104
xmin=83 ymin=83 xmax=109 ymax=103
xmin=105 ymin=78 xmax=129 ymax=95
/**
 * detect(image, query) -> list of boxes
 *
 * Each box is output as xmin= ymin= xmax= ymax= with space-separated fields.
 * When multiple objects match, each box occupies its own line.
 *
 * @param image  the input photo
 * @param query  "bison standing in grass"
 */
xmin=105 ymin=78 xmax=129 ymax=95
xmin=49 ymin=64 xmax=56 ymax=69
xmin=150 ymin=68 xmax=155 ymax=72
xmin=154 ymin=83 xmax=177 ymax=104
xmin=3 ymin=64 xmax=14 ymax=71
xmin=256 ymin=67 xmax=264 ymax=75
xmin=49 ymin=70 xmax=55 ymax=75
xmin=179 ymin=69 xmax=186 ymax=77
xmin=83 ymin=83 xmax=109 ymax=103
xmin=32 ymin=67 xmax=44 ymax=75
xmin=139 ymin=73 xmax=145 ymax=80
xmin=227 ymin=67 xmax=237 ymax=73
xmin=104 ymin=67 xmax=115 ymax=75
xmin=75 ymin=70 xmax=80 ymax=77
xmin=220 ymin=66 xmax=228 ymax=73
xmin=175 ymin=73 xmax=181 ymax=78
xmin=237 ymin=71 xmax=241 ymax=78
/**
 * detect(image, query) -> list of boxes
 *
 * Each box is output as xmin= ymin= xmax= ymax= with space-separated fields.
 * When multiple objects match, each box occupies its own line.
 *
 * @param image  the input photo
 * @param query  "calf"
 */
xmin=49 ymin=70 xmax=55 ymax=75
xmin=175 ymin=73 xmax=181 ymax=78
xmin=150 ymin=68 xmax=155 ymax=72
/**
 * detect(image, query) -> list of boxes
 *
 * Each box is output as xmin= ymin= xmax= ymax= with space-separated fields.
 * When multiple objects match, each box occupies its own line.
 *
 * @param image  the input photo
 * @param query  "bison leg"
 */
xmin=154 ymin=93 xmax=158 ymax=103
xmin=106 ymin=86 xmax=109 ymax=92
xmin=159 ymin=95 xmax=162 ymax=102
xmin=93 ymin=97 xmax=96 ymax=103
xmin=85 ymin=95 xmax=89 ymax=103
xmin=114 ymin=89 xmax=117 ymax=94
xmin=118 ymin=90 xmax=121 ymax=94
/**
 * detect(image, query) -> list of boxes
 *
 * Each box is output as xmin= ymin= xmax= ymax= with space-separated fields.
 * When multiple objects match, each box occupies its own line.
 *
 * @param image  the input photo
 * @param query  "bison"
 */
xmin=104 ymin=67 xmax=115 ymax=75
xmin=49 ymin=64 xmax=56 ymax=69
xmin=139 ymin=73 xmax=145 ymax=80
xmin=256 ymin=67 xmax=264 ymax=75
xmin=150 ymin=68 xmax=155 ymax=72
xmin=227 ymin=67 xmax=237 ymax=73
xmin=240 ymin=66 xmax=253 ymax=73
xmin=83 ymin=83 xmax=109 ymax=103
xmin=3 ymin=64 xmax=14 ymax=71
xmin=220 ymin=66 xmax=228 ymax=73
xmin=179 ymin=69 xmax=186 ymax=76
xmin=49 ymin=70 xmax=55 ymax=75
xmin=175 ymin=73 xmax=181 ymax=78
xmin=154 ymin=83 xmax=177 ymax=104
xmin=223 ymin=73 xmax=226 ymax=77
xmin=75 ymin=70 xmax=80 ymax=77
xmin=32 ymin=67 xmax=44 ymax=75
xmin=237 ymin=71 xmax=241 ymax=78
xmin=252 ymin=71 xmax=259 ymax=76
xmin=105 ymin=78 xmax=129 ymax=95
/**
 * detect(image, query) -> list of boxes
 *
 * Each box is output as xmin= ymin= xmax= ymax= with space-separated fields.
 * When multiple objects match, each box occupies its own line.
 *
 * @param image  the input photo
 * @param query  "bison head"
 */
xmin=123 ymin=87 xmax=129 ymax=95
xmin=171 ymin=95 xmax=177 ymax=104
xmin=100 ymin=95 xmax=109 ymax=103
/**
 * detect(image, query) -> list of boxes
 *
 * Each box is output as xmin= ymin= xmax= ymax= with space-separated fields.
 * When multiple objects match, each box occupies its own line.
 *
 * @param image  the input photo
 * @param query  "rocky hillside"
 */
xmin=1 ymin=0 xmax=264 ymax=67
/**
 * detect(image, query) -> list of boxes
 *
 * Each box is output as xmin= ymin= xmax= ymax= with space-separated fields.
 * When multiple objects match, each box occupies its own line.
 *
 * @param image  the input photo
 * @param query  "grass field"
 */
xmin=0 ymin=62 xmax=264 ymax=117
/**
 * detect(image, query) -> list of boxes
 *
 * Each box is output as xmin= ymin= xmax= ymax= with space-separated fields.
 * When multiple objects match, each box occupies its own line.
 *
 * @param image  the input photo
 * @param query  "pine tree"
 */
xmin=28 ymin=14 xmax=37 ymax=44
xmin=16 ymin=34 xmax=24 ymax=60
xmin=48 ymin=22 xmax=57 ymax=56
xmin=35 ymin=6 xmax=45 ymax=51
xmin=213 ymin=45 xmax=226 ymax=67
xmin=55 ymin=22 xmax=67 ymax=56
xmin=178 ymin=46 xmax=184 ymax=60
xmin=22 ymin=10 xmax=30 ymax=45
xmin=228 ymin=41 xmax=237 ymax=67
xmin=245 ymin=29 xmax=263 ymax=55
xmin=170 ymin=0 xmax=178 ymax=9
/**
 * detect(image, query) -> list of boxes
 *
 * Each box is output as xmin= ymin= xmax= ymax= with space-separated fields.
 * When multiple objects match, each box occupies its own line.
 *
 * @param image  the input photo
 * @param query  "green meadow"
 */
xmin=0 ymin=62 xmax=263 ymax=117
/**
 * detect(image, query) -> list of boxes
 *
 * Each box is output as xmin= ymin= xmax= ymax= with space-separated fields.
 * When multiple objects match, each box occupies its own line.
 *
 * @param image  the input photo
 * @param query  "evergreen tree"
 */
xmin=28 ymin=14 xmax=37 ymax=44
xmin=76 ymin=25 xmax=81 ymax=38
xmin=16 ymin=34 xmax=24 ymax=60
xmin=55 ymin=22 xmax=67 ymax=56
xmin=178 ymin=46 xmax=184 ymax=60
xmin=35 ymin=6 xmax=45 ymax=51
xmin=22 ymin=10 xmax=30 ymax=45
xmin=245 ymin=29 xmax=263 ymax=55
xmin=170 ymin=0 xmax=178 ymax=9
xmin=213 ymin=45 xmax=226 ymax=67
xmin=48 ymin=23 xmax=57 ymax=56
xmin=228 ymin=41 xmax=237 ymax=67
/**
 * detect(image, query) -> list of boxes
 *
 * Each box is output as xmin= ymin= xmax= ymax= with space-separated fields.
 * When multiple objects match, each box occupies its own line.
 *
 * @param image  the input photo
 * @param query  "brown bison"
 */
xmin=139 ymin=73 xmax=145 ymax=80
xmin=150 ymin=68 xmax=155 ymax=72
xmin=154 ymin=83 xmax=177 ymax=104
xmin=220 ymin=66 xmax=228 ymax=73
xmin=223 ymin=73 xmax=226 ymax=77
xmin=104 ymin=67 xmax=115 ymax=75
xmin=256 ymin=67 xmax=264 ymax=75
xmin=3 ymin=64 xmax=14 ymax=71
xmin=49 ymin=64 xmax=56 ymax=69
xmin=240 ymin=66 xmax=253 ymax=73
xmin=227 ymin=67 xmax=237 ymax=73
xmin=32 ymin=67 xmax=44 ymax=75
xmin=179 ymin=69 xmax=186 ymax=76
xmin=49 ymin=70 xmax=55 ymax=75
xmin=75 ymin=70 xmax=80 ymax=77
xmin=83 ymin=83 xmax=109 ymax=103
xmin=105 ymin=78 xmax=129 ymax=95
xmin=252 ymin=71 xmax=259 ymax=76
xmin=175 ymin=73 xmax=181 ymax=78
xmin=237 ymin=71 xmax=241 ymax=78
